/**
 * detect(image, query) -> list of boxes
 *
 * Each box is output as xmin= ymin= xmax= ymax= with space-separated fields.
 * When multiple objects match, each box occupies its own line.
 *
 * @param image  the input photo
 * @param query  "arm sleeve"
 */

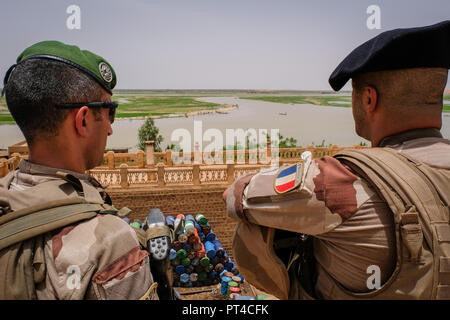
xmin=226 ymin=154 xmax=374 ymax=235
xmin=43 ymin=214 xmax=156 ymax=300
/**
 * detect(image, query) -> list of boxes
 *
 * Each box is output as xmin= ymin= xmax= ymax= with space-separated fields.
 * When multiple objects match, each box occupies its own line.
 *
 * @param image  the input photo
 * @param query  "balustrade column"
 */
xmin=10 ymin=153 xmax=21 ymax=169
xmin=166 ymin=149 xmax=173 ymax=166
xmin=0 ymin=159 xmax=7 ymax=177
xmin=227 ymin=163 xmax=235 ymax=184
xmin=194 ymin=142 xmax=201 ymax=164
xmin=137 ymin=150 xmax=145 ymax=168
xmin=119 ymin=163 xmax=129 ymax=188
xmin=145 ymin=141 xmax=155 ymax=166
xmin=106 ymin=151 xmax=115 ymax=169
xmin=330 ymin=145 xmax=339 ymax=156
xmin=157 ymin=162 xmax=165 ymax=187
xmin=193 ymin=164 xmax=200 ymax=186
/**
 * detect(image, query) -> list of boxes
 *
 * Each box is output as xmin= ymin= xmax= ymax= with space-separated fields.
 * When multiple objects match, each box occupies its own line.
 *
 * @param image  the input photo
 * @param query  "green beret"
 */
xmin=6 ymin=40 xmax=116 ymax=94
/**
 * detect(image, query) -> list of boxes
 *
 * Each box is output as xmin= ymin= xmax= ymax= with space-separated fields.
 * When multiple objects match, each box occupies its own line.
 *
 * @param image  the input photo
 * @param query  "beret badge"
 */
xmin=99 ymin=62 xmax=113 ymax=83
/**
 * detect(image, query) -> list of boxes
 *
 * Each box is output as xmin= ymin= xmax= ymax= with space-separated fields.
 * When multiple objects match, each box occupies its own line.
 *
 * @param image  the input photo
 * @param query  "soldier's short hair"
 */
xmin=5 ymin=58 xmax=106 ymax=146
xmin=352 ymin=68 xmax=448 ymax=112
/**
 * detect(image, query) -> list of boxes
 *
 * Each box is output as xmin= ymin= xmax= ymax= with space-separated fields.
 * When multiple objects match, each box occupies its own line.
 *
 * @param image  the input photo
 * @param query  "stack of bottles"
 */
xmin=166 ymin=213 xmax=245 ymax=288
xmin=219 ymin=269 xmax=245 ymax=299
xmin=122 ymin=217 xmax=148 ymax=230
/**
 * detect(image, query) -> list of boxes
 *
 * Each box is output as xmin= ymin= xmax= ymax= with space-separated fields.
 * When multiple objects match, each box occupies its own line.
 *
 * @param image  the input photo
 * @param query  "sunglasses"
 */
xmin=56 ymin=101 xmax=118 ymax=124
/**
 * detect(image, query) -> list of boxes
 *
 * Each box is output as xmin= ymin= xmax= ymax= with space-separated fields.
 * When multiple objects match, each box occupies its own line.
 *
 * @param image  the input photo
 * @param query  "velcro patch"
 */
xmin=273 ymin=161 xmax=304 ymax=194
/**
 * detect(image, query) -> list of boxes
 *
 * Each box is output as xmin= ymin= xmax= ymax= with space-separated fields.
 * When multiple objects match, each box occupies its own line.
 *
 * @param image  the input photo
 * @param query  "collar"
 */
xmin=18 ymin=159 xmax=103 ymax=188
xmin=378 ymin=128 xmax=443 ymax=147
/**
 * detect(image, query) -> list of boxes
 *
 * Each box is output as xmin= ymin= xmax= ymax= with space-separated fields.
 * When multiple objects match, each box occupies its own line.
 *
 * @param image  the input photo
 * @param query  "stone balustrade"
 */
xmin=0 ymin=143 xmax=367 ymax=182
xmin=0 ymin=153 xmax=22 ymax=177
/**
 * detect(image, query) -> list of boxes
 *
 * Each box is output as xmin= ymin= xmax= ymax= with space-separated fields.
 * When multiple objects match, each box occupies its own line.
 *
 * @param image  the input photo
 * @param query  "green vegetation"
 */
xmin=444 ymin=94 xmax=450 ymax=111
xmin=0 ymin=93 xmax=224 ymax=123
xmin=137 ymin=118 xmax=164 ymax=152
xmin=113 ymin=95 xmax=222 ymax=118
xmin=0 ymin=113 xmax=14 ymax=122
xmin=0 ymin=95 xmax=13 ymax=122
xmin=0 ymin=91 xmax=448 ymax=124
xmin=242 ymin=95 xmax=352 ymax=108
xmin=245 ymin=94 xmax=450 ymax=112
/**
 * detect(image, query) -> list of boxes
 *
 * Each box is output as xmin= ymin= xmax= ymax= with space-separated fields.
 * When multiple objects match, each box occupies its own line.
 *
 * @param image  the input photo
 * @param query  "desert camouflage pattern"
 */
xmin=227 ymin=129 xmax=450 ymax=299
xmin=0 ymin=160 xmax=155 ymax=300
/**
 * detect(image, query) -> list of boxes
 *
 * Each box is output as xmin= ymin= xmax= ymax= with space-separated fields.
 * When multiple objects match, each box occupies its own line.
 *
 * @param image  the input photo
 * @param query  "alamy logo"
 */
xmin=366 ymin=265 xmax=381 ymax=290
xmin=66 ymin=5 xmax=81 ymax=30
xmin=366 ymin=5 xmax=381 ymax=30
xmin=66 ymin=265 xmax=81 ymax=290
xmin=170 ymin=121 xmax=280 ymax=165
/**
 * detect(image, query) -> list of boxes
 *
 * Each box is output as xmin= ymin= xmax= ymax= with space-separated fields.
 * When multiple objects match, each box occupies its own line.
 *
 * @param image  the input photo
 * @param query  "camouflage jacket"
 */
xmin=0 ymin=160 xmax=155 ymax=300
xmin=226 ymin=128 xmax=450 ymax=298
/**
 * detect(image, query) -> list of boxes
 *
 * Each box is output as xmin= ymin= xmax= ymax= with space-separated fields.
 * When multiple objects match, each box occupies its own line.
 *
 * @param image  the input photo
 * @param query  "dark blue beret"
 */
xmin=329 ymin=20 xmax=450 ymax=91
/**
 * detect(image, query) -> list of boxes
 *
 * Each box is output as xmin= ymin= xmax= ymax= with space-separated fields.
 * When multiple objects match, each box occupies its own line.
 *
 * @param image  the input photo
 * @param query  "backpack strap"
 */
xmin=334 ymin=147 xmax=449 ymax=298
xmin=0 ymin=197 xmax=122 ymax=251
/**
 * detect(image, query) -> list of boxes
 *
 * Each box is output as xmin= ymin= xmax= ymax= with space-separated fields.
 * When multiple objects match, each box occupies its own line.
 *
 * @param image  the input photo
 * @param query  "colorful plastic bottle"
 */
xmin=196 ymin=242 xmax=206 ymax=258
xmin=204 ymin=241 xmax=216 ymax=259
xmin=165 ymin=216 xmax=175 ymax=229
xmin=215 ymin=263 xmax=224 ymax=273
xmin=198 ymin=271 xmax=208 ymax=282
xmin=175 ymin=265 xmax=185 ymax=275
xmin=174 ymin=214 xmax=185 ymax=234
xmin=213 ymin=240 xmax=225 ymax=258
xmin=184 ymin=219 xmax=196 ymax=237
xmin=185 ymin=265 xmax=195 ymax=274
xmin=169 ymin=248 xmax=177 ymax=260
xmin=195 ymin=213 xmax=208 ymax=226
xmin=176 ymin=249 xmax=187 ymax=260
xmin=178 ymin=233 xmax=188 ymax=243
xmin=180 ymin=273 xmax=190 ymax=283
xmin=181 ymin=257 xmax=191 ymax=267
xmin=200 ymin=256 xmax=210 ymax=268
xmin=206 ymin=231 xmax=216 ymax=242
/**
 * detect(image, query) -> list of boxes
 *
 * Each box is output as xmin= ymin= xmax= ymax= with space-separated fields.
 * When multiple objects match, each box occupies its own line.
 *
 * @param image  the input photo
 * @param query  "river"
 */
xmin=1 ymin=97 xmax=449 ymax=152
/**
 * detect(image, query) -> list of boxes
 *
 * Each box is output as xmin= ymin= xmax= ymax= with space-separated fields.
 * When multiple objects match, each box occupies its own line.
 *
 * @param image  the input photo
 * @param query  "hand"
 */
xmin=224 ymin=173 xmax=256 ymax=222
xmin=223 ymin=186 xmax=231 ymax=203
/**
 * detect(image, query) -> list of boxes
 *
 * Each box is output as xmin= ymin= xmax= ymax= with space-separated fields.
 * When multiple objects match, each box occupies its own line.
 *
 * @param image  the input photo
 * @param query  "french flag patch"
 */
xmin=273 ymin=161 xmax=304 ymax=194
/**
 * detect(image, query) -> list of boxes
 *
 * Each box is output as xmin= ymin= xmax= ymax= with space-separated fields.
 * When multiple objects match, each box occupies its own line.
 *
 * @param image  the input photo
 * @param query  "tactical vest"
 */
xmin=298 ymin=147 xmax=450 ymax=300
xmin=0 ymin=171 xmax=129 ymax=299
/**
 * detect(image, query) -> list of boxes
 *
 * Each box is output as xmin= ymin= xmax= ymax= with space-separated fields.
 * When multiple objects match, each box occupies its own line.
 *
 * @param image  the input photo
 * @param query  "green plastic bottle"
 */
xmin=195 ymin=213 xmax=208 ymax=226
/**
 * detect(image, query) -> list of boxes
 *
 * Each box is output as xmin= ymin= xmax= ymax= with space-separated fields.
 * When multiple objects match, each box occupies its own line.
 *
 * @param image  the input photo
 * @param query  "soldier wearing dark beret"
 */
xmin=224 ymin=21 xmax=450 ymax=300
xmin=0 ymin=41 xmax=158 ymax=299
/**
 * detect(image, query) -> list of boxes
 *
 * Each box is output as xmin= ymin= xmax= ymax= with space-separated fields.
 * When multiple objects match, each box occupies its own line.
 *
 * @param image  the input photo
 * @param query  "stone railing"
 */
xmin=0 ymin=143 xmax=368 ymax=182
xmin=87 ymin=163 xmax=271 ymax=189
xmin=98 ymin=140 xmax=367 ymax=169
xmin=0 ymin=153 xmax=22 ymax=177
xmin=88 ymin=143 xmax=367 ymax=189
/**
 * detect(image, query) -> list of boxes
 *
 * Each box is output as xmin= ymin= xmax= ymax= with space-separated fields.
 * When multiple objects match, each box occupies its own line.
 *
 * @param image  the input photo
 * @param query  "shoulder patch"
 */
xmin=274 ymin=161 xmax=304 ymax=194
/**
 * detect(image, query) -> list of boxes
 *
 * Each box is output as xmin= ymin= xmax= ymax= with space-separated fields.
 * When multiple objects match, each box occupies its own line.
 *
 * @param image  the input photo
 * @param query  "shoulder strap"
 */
xmin=335 ymin=147 xmax=447 ymax=243
xmin=0 ymin=197 xmax=122 ymax=251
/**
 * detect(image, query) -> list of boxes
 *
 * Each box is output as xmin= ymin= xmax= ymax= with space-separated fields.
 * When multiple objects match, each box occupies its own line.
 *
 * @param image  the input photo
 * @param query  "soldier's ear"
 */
xmin=74 ymin=106 xmax=90 ymax=138
xmin=364 ymin=86 xmax=378 ymax=114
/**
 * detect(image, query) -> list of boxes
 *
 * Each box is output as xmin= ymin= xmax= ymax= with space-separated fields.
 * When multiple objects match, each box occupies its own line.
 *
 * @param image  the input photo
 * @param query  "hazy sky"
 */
xmin=1 ymin=0 xmax=449 ymax=90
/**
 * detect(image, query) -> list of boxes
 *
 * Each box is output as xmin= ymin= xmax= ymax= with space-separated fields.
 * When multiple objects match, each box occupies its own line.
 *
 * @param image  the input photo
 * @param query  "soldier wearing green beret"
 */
xmin=0 ymin=41 xmax=158 ymax=300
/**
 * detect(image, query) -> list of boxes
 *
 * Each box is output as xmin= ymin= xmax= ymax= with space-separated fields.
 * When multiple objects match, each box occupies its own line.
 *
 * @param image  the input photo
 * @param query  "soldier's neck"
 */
xmin=369 ymin=111 xmax=442 ymax=147
xmin=28 ymin=140 xmax=87 ymax=174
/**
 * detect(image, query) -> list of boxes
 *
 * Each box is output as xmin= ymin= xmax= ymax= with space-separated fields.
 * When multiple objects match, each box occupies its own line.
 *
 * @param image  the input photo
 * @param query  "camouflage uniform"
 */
xmin=226 ymin=128 xmax=450 ymax=299
xmin=0 ymin=160 xmax=155 ymax=300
